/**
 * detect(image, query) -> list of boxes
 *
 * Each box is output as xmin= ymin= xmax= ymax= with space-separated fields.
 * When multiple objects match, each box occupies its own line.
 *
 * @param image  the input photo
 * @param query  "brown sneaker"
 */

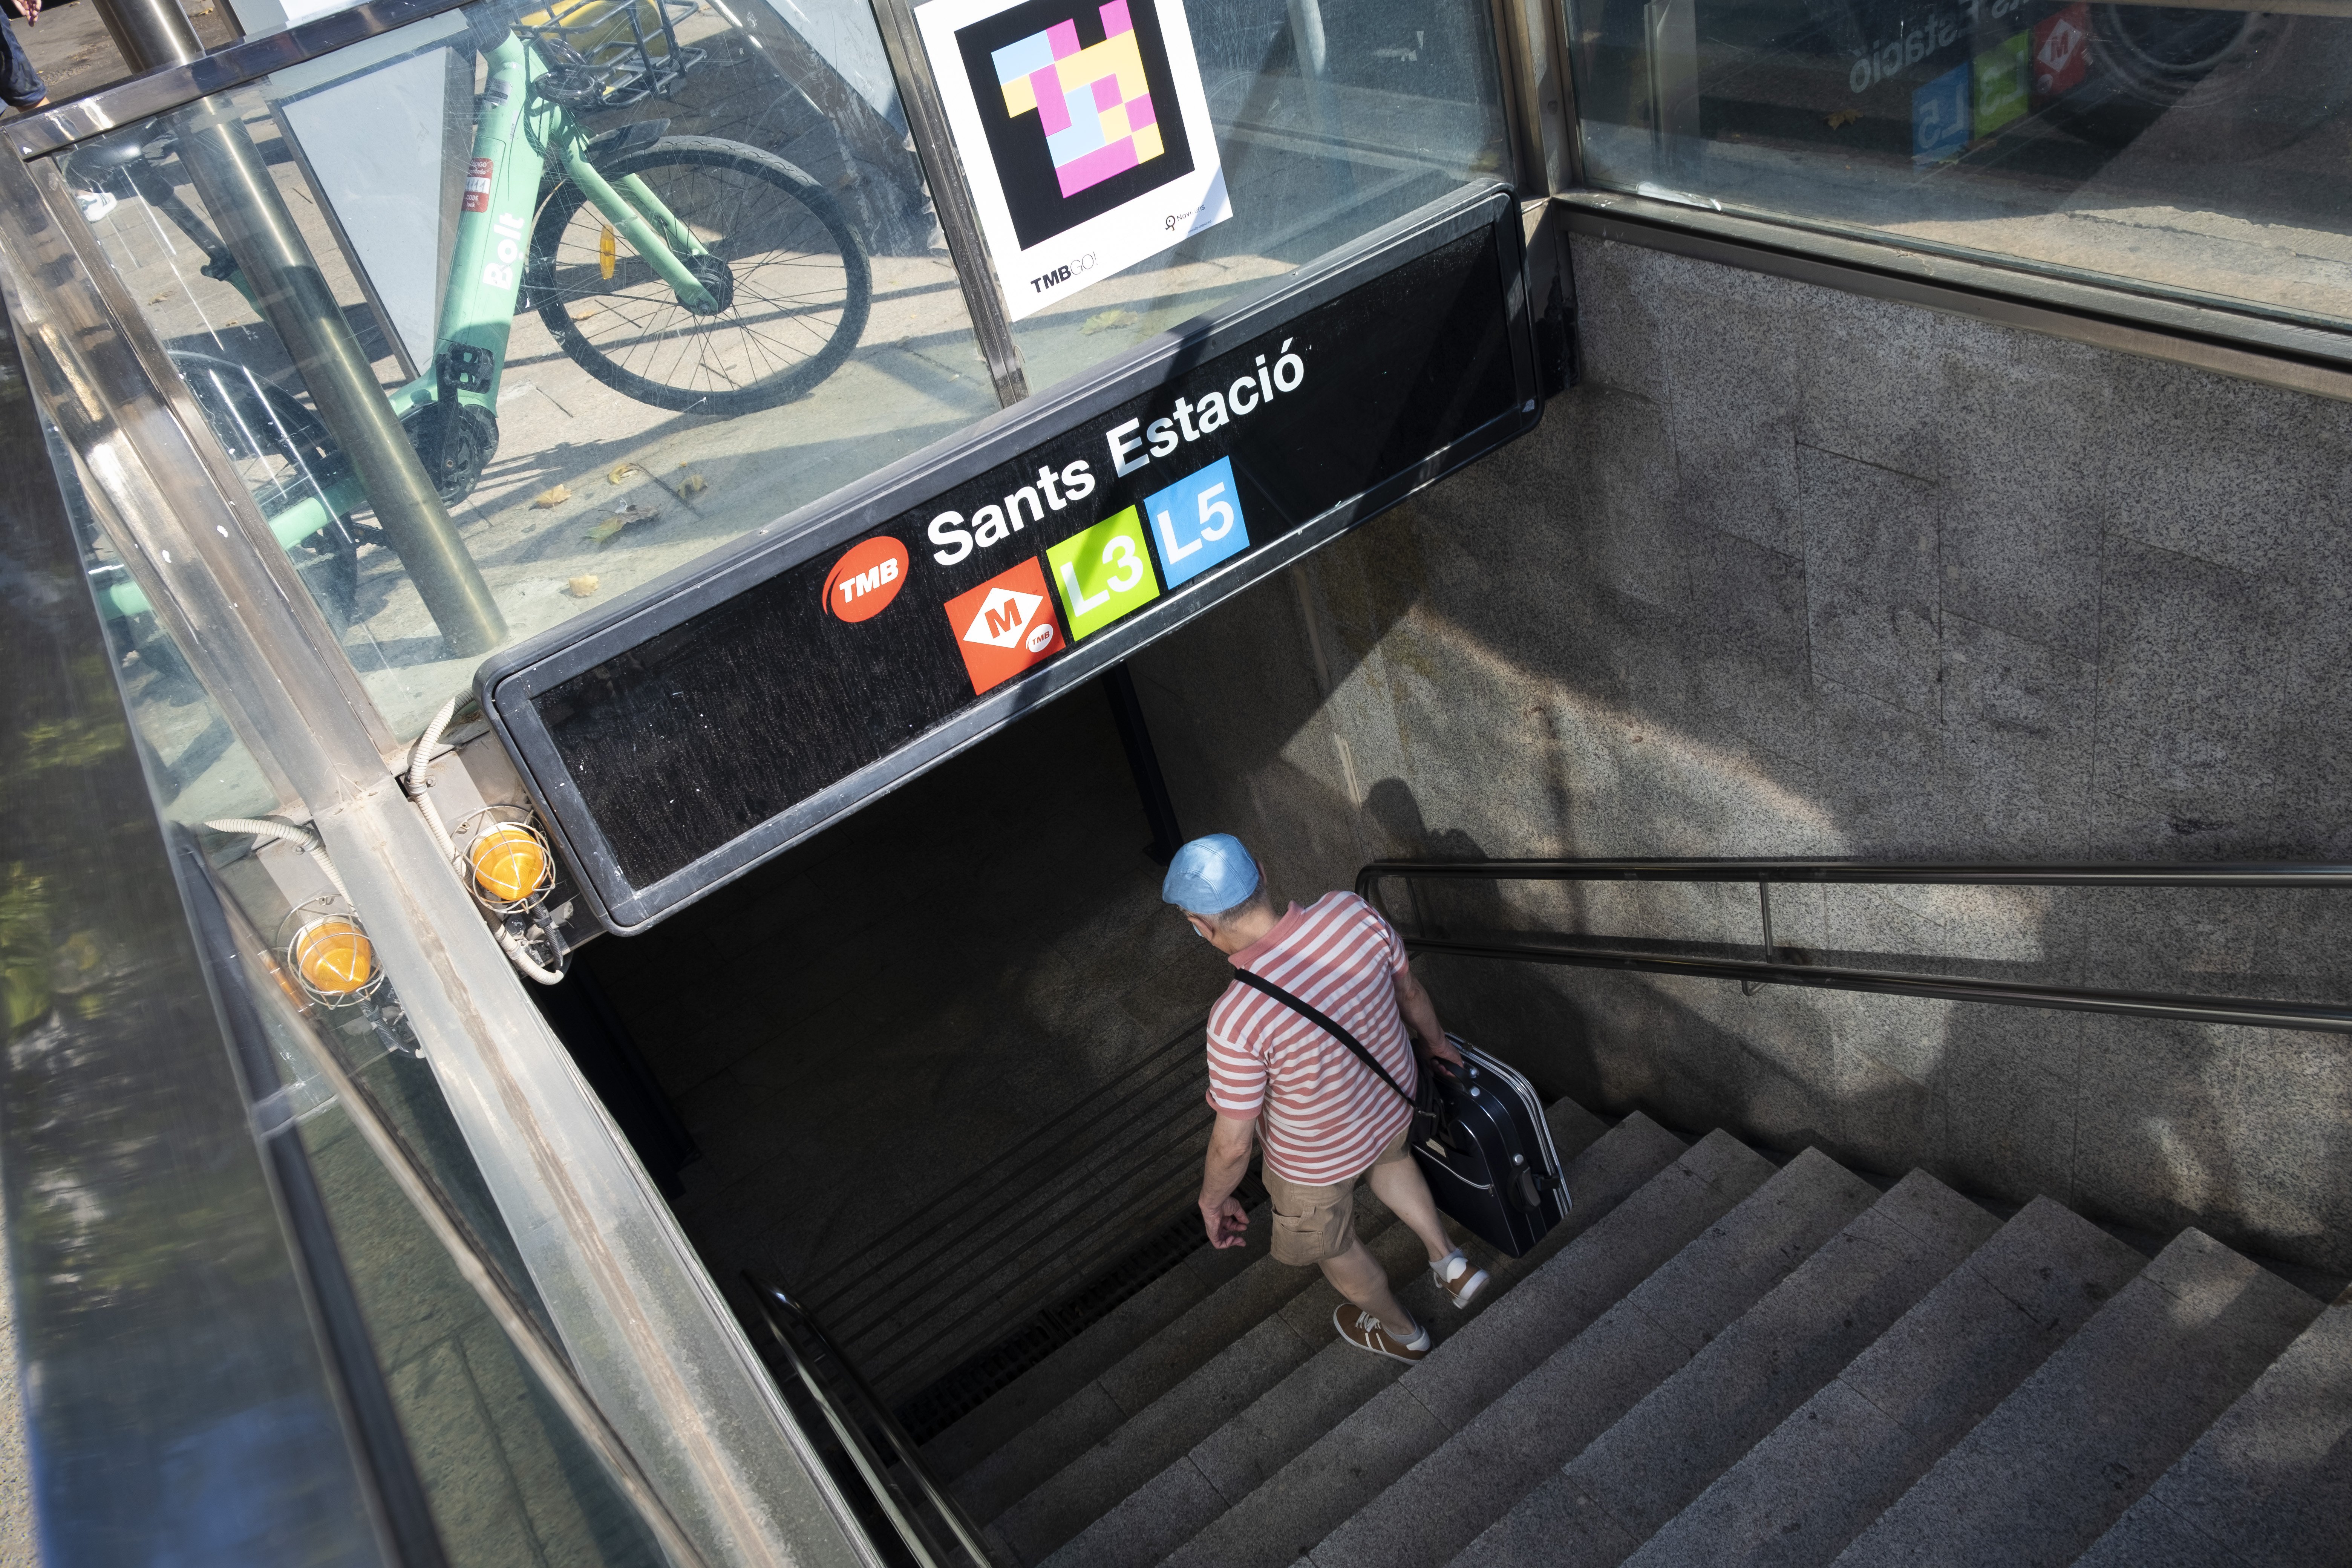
xmin=1334 ymin=1305 xmax=1430 ymax=1363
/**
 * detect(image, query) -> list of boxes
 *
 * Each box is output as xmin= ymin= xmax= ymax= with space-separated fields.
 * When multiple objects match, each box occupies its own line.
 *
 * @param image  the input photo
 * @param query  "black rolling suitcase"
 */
xmin=1231 ymin=974 xmax=1571 ymax=1258
xmin=1413 ymin=1035 xmax=1570 ymax=1256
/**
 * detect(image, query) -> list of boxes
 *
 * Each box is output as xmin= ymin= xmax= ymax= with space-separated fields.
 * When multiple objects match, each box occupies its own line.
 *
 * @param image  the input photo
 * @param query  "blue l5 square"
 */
xmin=1142 ymin=457 xmax=1249 ymax=588
xmin=1913 ymin=62 xmax=1972 ymax=165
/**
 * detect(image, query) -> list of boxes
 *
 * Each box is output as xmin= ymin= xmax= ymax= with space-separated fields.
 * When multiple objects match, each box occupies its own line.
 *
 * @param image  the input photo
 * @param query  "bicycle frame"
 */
xmin=96 ymin=26 xmax=717 ymax=620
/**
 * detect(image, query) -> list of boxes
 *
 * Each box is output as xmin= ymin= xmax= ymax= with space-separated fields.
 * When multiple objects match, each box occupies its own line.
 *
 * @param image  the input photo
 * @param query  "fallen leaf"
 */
xmin=568 ymin=303 xmax=601 ymax=320
xmin=607 ymin=462 xmax=639 ymax=484
xmin=675 ymin=471 xmax=709 ymax=497
xmin=148 ymin=291 xmax=170 ymax=304
xmin=531 ymin=483 xmax=572 ymax=508
xmin=587 ymin=504 xmax=661 ymax=544
xmin=566 ymin=574 xmax=600 ymax=597
xmin=1826 ymin=109 xmax=1860 ymax=129
xmin=1081 ymin=308 xmax=1141 ymax=336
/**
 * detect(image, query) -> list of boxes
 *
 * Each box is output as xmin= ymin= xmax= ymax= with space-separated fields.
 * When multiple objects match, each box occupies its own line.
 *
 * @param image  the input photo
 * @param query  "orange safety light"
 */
xmin=469 ymin=825 xmax=550 ymax=907
xmin=292 ymin=916 xmax=375 ymax=998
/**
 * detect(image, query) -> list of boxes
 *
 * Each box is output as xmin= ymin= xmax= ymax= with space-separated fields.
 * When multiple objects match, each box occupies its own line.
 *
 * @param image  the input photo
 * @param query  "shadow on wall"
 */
xmin=1125 ymin=383 xmax=2352 ymax=1272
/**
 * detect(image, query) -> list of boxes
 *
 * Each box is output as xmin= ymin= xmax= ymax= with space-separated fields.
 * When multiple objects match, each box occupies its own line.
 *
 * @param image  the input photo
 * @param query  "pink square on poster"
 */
xmin=1046 ymin=18 xmax=1080 ymax=57
xmin=1099 ymin=0 xmax=1132 ymax=35
xmin=1055 ymin=137 xmax=1139 ymax=196
xmin=1032 ymin=66 xmax=1071 ymax=130
xmin=1124 ymin=90 xmax=1155 ymax=128
xmin=1092 ymin=74 xmax=1122 ymax=109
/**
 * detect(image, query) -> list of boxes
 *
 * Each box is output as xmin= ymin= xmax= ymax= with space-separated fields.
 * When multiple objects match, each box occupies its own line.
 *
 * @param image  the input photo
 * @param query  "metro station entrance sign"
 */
xmin=479 ymin=187 xmax=1541 ymax=932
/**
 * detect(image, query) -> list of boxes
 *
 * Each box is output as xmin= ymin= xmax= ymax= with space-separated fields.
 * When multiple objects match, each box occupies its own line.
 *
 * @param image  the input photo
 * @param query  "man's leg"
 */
xmin=1 ymin=18 xmax=46 ymax=113
xmin=1366 ymin=1129 xmax=1491 ymax=1309
xmin=1365 ymin=1148 xmax=1454 ymax=1265
xmin=1318 ymin=1236 xmax=1418 ymax=1339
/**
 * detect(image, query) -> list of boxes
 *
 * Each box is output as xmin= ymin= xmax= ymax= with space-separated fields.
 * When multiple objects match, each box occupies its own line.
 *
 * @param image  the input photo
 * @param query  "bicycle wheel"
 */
xmin=530 ymin=135 xmax=871 ymax=416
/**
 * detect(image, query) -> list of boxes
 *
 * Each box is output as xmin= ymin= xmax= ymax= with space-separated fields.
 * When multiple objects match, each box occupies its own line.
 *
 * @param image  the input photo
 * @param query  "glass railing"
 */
xmin=45 ymin=0 xmax=1511 ymax=744
xmin=1566 ymin=0 xmax=2352 ymax=329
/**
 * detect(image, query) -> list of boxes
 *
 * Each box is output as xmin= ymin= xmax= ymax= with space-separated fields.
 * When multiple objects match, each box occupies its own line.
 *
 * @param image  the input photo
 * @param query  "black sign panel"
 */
xmin=479 ymin=186 xmax=1538 ymax=933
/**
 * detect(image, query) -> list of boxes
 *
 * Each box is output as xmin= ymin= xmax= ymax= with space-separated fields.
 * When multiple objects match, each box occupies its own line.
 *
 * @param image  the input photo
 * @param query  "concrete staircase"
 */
xmin=916 ymin=1092 xmax=2351 ymax=1568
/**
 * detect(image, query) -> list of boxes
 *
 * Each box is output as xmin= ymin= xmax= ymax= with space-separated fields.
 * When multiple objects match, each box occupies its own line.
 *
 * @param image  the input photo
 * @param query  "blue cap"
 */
xmin=1162 ymin=833 xmax=1262 ymax=914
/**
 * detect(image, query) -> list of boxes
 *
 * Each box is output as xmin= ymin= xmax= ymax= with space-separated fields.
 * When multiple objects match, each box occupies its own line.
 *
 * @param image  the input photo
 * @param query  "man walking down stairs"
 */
xmin=916 ymin=1055 xmax=2352 ymax=1565
xmin=1165 ymin=835 xmax=1491 ymax=1367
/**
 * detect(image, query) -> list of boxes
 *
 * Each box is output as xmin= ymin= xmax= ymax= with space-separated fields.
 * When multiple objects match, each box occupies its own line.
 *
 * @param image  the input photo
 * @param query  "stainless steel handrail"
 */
xmin=746 ymin=1277 xmax=993 ymax=1568
xmin=1357 ymin=858 xmax=2352 ymax=1035
xmin=10 ymin=0 xmax=476 ymax=159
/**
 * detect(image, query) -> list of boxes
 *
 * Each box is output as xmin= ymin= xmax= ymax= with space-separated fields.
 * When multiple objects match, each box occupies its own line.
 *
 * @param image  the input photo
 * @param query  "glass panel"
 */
xmin=52 ymin=0 xmax=996 ymax=737
xmin=38 ymin=361 xmax=678 ymax=1566
xmin=44 ymin=412 xmax=284 ymax=831
xmin=1007 ymin=0 xmax=1515 ymax=386
xmin=234 ymin=912 xmax=672 ymax=1568
xmin=1566 ymin=0 xmax=2352 ymax=326
xmin=6 ymin=255 xmax=386 ymax=1568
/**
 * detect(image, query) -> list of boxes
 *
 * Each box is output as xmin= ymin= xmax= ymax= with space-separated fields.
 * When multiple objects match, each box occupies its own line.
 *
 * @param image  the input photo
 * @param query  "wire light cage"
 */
xmin=276 ymin=897 xmax=388 ymax=1008
xmin=455 ymin=804 xmax=560 ymax=916
xmin=519 ymin=0 xmax=707 ymax=110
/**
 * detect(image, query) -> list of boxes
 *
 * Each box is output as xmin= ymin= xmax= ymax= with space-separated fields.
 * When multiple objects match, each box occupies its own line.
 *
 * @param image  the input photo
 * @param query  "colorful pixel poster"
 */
xmin=915 ymin=0 xmax=1230 ymax=321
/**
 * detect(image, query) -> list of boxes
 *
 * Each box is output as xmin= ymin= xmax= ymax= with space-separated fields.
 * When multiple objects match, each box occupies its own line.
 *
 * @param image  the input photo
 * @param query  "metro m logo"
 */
xmin=944 ymin=556 xmax=1067 ymax=693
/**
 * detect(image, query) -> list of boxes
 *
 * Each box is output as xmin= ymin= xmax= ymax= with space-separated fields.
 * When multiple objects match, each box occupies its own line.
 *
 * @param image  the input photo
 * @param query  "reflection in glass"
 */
xmin=43 ymin=383 xmax=677 ymax=1562
xmin=1008 ymin=0 xmax=1515 ymax=386
xmin=1567 ymin=0 xmax=2352 ymax=324
xmin=56 ymin=0 xmax=997 ymax=736
xmin=219 ymin=882 xmax=673 ymax=1568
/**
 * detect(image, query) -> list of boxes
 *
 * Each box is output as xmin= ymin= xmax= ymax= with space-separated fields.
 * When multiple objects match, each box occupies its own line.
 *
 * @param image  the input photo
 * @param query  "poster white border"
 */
xmin=914 ymin=0 xmax=1231 ymax=321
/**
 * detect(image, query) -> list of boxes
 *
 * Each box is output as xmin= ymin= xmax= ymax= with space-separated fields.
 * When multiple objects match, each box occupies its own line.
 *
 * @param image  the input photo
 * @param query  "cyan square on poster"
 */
xmin=1141 ymin=456 xmax=1249 ymax=587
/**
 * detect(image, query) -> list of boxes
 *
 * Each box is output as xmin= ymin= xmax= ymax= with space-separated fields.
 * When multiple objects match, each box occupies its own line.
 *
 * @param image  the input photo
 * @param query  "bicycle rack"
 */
xmin=519 ymin=0 xmax=709 ymax=110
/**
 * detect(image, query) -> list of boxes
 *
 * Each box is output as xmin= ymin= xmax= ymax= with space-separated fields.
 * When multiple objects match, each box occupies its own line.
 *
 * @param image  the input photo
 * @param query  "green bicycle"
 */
xmin=77 ymin=0 xmax=871 ymax=619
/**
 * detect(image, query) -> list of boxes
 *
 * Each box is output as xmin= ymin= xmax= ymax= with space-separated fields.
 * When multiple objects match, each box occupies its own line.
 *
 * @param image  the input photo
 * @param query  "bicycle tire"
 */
xmin=529 ymin=135 xmax=871 ymax=416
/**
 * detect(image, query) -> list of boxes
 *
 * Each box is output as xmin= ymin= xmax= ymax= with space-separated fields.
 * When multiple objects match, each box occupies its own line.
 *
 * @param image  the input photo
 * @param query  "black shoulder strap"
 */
xmin=1230 ymin=969 xmax=1414 ymax=1108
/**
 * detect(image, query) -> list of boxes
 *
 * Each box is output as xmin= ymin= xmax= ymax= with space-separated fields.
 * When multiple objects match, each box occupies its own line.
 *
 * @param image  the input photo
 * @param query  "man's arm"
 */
xmin=1395 ymin=964 xmax=1464 ymax=1066
xmin=1199 ymin=1112 xmax=1256 ymax=1248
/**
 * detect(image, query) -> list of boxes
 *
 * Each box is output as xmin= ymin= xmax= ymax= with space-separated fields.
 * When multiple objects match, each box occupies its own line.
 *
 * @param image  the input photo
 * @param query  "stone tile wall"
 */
xmin=1129 ymin=231 xmax=2352 ymax=1276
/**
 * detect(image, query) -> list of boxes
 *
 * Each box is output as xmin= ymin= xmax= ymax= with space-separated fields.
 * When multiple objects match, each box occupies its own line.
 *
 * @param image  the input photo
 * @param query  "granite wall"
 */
xmin=1127 ymin=230 xmax=2352 ymax=1276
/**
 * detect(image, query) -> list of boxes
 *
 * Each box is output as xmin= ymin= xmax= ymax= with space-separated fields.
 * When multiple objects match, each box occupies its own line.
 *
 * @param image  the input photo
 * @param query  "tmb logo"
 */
xmin=824 ymin=536 xmax=910 ymax=623
xmin=944 ymin=557 xmax=1066 ymax=695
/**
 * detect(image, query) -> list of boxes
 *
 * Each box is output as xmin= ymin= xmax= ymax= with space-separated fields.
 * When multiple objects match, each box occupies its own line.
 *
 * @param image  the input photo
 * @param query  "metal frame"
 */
xmin=748 ymin=1280 xmax=994 ymax=1568
xmin=1358 ymin=858 xmax=2352 ymax=1035
xmin=9 ymin=0 xmax=476 ymax=158
xmin=1563 ymin=194 xmax=2352 ymax=404
xmin=862 ymin=0 xmax=1030 ymax=406
xmin=479 ymin=182 xmax=1539 ymax=933
xmin=0 ymin=72 xmax=885 ymax=1568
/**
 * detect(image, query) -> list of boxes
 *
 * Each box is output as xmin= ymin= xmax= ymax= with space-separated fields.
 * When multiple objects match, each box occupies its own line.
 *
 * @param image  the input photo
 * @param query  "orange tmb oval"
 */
xmin=823 ymin=536 xmax=910 ymax=623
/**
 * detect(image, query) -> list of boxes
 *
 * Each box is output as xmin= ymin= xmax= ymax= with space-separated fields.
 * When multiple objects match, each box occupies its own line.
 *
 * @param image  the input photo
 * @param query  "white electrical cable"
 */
xmin=205 ymin=816 xmax=353 ymax=905
xmin=496 ymin=924 xmax=565 ymax=986
xmin=402 ymin=696 xmax=459 ymax=862
xmin=402 ymin=697 xmax=566 ymax=986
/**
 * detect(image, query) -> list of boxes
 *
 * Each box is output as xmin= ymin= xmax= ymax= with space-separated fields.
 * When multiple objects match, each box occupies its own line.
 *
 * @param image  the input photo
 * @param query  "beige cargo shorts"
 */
xmin=1263 ymin=1124 xmax=1413 ymax=1266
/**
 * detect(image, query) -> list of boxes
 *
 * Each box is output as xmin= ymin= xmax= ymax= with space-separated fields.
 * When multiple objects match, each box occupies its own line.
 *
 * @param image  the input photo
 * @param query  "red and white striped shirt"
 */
xmin=1206 ymin=892 xmax=1418 ymax=1184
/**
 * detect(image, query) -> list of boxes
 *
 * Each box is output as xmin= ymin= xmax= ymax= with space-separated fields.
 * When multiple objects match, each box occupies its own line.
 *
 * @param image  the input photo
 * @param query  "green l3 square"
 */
xmin=1048 ymin=505 xmax=1161 ymax=639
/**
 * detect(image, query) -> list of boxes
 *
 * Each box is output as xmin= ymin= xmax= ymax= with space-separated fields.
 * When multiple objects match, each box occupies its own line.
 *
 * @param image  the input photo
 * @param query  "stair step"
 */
xmin=2073 ymin=1292 xmax=2352 ymax=1568
xmin=1178 ymin=1119 xmax=1744 ymax=1568
xmin=955 ymin=1093 xmax=1605 ymax=1525
xmin=999 ymin=1208 xmax=1437 ymax=1563
xmin=1311 ymin=1144 xmax=1868 ymax=1568
xmin=950 ymin=1192 xmax=1402 ymax=1521
xmin=1456 ymin=1170 xmax=2000 ymax=1568
xmin=1828 ymin=1228 xmax=2326 ymax=1568
xmin=1623 ymin=1195 xmax=2146 ymax=1568
xmin=922 ymin=1202 xmax=1272 ymax=1483
xmin=1018 ymin=1110 xmax=1674 ymax=1568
